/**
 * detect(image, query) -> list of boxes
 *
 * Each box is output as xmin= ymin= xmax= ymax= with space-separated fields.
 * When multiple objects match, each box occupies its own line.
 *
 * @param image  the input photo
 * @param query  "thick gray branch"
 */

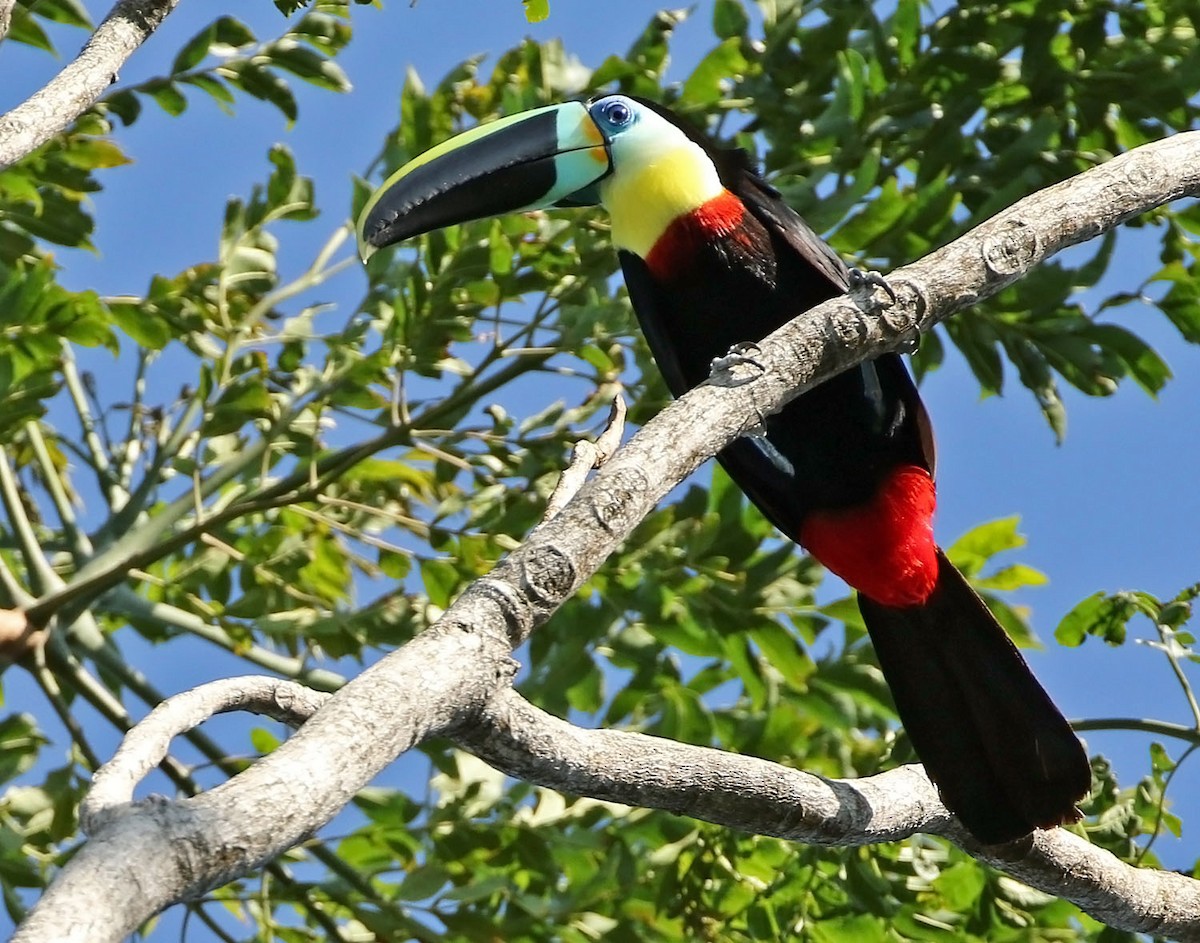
xmin=459 ymin=687 xmax=1200 ymax=941
xmin=15 ymin=132 xmax=1200 ymax=942
xmin=0 ymin=0 xmax=180 ymax=171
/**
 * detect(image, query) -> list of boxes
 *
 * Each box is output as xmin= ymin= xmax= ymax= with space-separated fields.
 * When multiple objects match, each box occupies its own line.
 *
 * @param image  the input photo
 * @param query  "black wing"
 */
xmin=727 ymin=161 xmax=936 ymax=479
xmin=617 ymin=250 xmax=693 ymax=397
xmin=734 ymin=171 xmax=851 ymax=296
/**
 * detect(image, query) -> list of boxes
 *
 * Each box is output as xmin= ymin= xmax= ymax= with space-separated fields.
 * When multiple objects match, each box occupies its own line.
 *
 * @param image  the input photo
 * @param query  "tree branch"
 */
xmin=15 ymin=131 xmax=1200 ymax=942
xmin=458 ymin=687 xmax=1200 ymax=940
xmin=0 ymin=0 xmax=181 ymax=170
xmin=83 ymin=677 xmax=331 ymax=831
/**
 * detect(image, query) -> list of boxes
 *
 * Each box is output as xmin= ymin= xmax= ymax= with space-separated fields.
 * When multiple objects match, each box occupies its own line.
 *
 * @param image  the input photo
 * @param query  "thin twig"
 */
xmin=0 ymin=549 xmax=35 ymax=608
xmin=60 ymin=341 xmax=127 ymax=509
xmin=1135 ymin=742 xmax=1197 ymax=866
xmin=102 ymin=587 xmax=345 ymax=692
xmin=1152 ymin=622 xmax=1200 ymax=728
xmin=29 ymin=643 xmax=103 ymax=770
xmin=24 ymin=422 xmax=94 ymax=561
xmin=114 ymin=350 xmax=150 ymax=493
xmin=42 ymin=637 xmax=195 ymax=792
xmin=0 ymin=445 xmax=61 ymax=599
xmin=188 ymin=904 xmax=239 ymax=943
xmin=1071 ymin=717 xmax=1200 ymax=744
xmin=542 ymin=393 xmax=627 ymax=522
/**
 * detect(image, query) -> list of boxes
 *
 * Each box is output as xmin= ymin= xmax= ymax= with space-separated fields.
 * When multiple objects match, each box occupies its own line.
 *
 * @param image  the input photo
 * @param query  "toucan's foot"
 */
xmin=847 ymin=269 xmax=919 ymax=352
xmin=848 ymin=267 xmax=897 ymax=306
xmin=711 ymin=341 xmax=765 ymax=382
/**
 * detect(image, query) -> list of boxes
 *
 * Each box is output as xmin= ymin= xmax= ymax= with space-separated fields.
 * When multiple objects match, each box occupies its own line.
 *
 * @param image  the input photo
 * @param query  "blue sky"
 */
xmin=5 ymin=0 xmax=1199 ymax=926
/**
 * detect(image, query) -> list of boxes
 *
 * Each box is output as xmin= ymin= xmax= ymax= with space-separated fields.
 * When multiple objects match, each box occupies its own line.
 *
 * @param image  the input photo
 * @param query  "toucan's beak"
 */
xmin=357 ymin=101 xmax=612 ymax=260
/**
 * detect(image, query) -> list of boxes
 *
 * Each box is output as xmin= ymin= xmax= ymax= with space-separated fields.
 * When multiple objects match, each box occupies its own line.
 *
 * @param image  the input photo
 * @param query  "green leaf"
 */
xmin=420 ymin=559 xmax=460 ymax=609
xmin=147 ymin=80 xmax=188 ymax=117
xmin=1056 ymin=591 xmax=1158 ymax=647
xmin=265 ymin=144 xmax=316 ymax=219
xmin=225 ymin=62 xmax=298 ymax=122
xmin=810 ymin=914 xmax=888 ymax=943
xmin=263 ymin=40 xmax=351 ymax=93
xmin=833 ymin=177 xmax=907 ymax=251
xmin=249 ymin=727 xmax=281 ymax=754
xmin=213 ymin=15 xmax=256 ymax=48
xmin=172 ymin=22 xmax=216 ymax=74
xmin=891 ymin=0 xmax=921 ymax=69
xmin=443 ymin=874 xmax=511 ymax=902
xmin=292 ymin=11 xmax=353 ymax=55
xmin=204 ymin=377 xmax=273 ymax=436
xmin=395 ymin=863 xmax=450 ymax=902
xmin=378 ymin=549 xmax=411 ymax=580
xmin=1003 ymin=332 xmax=1067 ymax=441
xmin=1157 ymin=268 xmax=1200 ymax=342
xmin=104 ymin=90 xmax=142 ymax=126
xmin=1086 ymin=323 xmax=1171 ymax=395
xmin=933 ymin=860 xmax=987 ymax=909
xmin=7 ymin=9 xmax=54 ymax=52
xmin=523 ymin=0 xmax=550 ymax=23
xmin=0 ymin=714 xmax=47 ymax=785
xmin=565 ymin=666 xmax=604 ymax=713
xmin=57 ymin=139 xmax=130 ymax=171
xmin=680 ymin=39 xmax=749 ymax=106
xmin=110 ymin=301 xmax=171 ymax=349
xmin=28 ymin=0 xmax=91 ymax=28
xmin=751 ymin=623 xmax=812 ymax=686
xmin=947 ymin=316 xmax=1005 ymax=396
xmin=712 ymin=0 xmax=749 ymax=38
xmin=944 ymin=517 xmax=1024 ymax=576
xmin=180 ymin=74 xmax=236 ymax=111
xmin=974 ymin=563 xmax=1047 ymax=592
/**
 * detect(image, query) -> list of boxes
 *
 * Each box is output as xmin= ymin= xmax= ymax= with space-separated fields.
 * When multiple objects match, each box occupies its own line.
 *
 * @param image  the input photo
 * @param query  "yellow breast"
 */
xmin=601 ymin=143 xmax=725 ymax=259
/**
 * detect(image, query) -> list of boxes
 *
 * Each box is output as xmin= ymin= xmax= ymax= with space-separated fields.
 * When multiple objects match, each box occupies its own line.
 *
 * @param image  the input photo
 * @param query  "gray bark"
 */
xmin=0 ymin=0 xmax=16 ymax=43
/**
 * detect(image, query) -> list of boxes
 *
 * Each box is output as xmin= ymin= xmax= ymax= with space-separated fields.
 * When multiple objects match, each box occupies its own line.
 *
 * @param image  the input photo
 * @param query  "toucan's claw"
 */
xmin=847 ymin=267 xmax=897 ymax=306
xmin=711 ymin=341 xmax=765 ymax=385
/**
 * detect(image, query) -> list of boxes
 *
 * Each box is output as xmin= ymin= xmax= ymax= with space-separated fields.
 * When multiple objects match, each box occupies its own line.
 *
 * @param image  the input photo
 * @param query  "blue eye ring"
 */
xmin=595 ymin=97 xmax=635 ymax=129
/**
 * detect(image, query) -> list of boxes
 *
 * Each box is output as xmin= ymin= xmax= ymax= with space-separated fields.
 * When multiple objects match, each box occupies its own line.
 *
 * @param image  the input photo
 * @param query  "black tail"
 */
xmin=858 ymin=550 xmax=1091 ymax=844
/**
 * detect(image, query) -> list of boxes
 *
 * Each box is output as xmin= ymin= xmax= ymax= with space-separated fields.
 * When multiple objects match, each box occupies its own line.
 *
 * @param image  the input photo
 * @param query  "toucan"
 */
xmin=356 ymin=94 xmax=1091 ymax=844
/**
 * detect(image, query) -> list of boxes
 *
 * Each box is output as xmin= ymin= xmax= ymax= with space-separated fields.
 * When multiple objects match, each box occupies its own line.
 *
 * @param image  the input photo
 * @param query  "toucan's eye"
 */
xmin=594 ymin=97 xmax=635 ymax=130
xmin=604 ymin=101 xmax=632 ymax=125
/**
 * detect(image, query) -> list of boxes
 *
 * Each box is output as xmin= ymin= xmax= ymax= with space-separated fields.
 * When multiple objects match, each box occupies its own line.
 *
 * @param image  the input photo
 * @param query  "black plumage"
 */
xmin=617 ymin=98 xmax=1090 ymax=843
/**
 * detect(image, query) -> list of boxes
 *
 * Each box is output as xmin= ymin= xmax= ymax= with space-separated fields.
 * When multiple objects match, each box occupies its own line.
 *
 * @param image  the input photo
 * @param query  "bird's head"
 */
xmin=356 ymin=95 xmax=724 ymax=261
